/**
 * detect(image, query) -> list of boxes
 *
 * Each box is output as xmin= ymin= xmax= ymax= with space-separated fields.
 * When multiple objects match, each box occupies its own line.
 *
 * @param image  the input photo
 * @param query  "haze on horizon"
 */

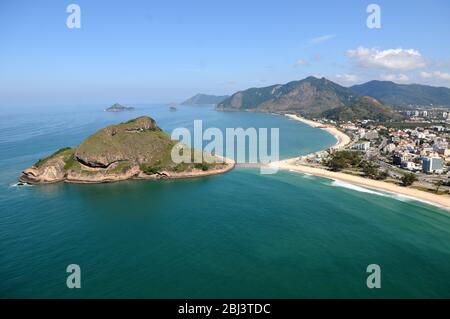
xmin=0 ymin=0 xmax=449 ymax=107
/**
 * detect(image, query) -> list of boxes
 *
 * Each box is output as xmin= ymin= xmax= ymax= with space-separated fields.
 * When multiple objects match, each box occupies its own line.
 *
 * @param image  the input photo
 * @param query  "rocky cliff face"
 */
xmin=20 ymin=157 xmax=67 ymax=184
xmin=19 ymin=116 xmax=233 ymax=184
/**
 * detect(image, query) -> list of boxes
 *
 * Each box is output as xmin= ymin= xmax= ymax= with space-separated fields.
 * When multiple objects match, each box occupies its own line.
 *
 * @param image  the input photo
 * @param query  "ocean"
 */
xmin=0 ymin=104 xmax=449 ymax=298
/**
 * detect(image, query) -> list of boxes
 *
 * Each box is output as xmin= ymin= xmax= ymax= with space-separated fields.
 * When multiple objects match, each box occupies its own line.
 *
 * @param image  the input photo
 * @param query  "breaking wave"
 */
xmin=10 ymin=182 xmax=32 ymax=188
xmin=329 ymin=179 xmax=449 ymax=211
xmin=288 ymin=169 xmax=315 ymax=179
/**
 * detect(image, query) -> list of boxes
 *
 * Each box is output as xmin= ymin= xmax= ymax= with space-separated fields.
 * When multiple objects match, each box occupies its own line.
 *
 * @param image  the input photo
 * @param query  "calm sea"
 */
xmin=0 ymin=104 xmax=449 ymax=298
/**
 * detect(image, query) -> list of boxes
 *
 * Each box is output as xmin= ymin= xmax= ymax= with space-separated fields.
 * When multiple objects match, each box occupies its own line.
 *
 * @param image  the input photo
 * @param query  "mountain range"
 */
xmin=350 ymin=80 xmax=450 ymax=108
xmin=217 ymin=76 xmax=359 ymax=115
xmin=184 ymin=76 xmax=450 ymax=121
xmin=216 ymin=76 xmax=400 ymax=120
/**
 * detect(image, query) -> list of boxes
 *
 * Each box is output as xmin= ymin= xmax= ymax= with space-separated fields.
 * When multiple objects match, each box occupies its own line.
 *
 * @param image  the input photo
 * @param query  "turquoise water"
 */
xmin=1 ymin=104 xmax=449 ymax=298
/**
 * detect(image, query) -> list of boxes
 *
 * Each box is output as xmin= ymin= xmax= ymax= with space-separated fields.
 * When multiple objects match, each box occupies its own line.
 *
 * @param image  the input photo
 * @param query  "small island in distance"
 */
xmin=19 ymin=116 xmax=234 ymax=184
xmin=105 ymin=103 xmax=135 ymax=112
xmin=168 ymin=102 xmax=177 ymax=111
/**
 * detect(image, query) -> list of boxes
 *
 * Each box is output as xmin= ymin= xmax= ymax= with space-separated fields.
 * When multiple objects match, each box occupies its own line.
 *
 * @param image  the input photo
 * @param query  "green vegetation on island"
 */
xmin=20 ymin=116 xmax=232 ymax=184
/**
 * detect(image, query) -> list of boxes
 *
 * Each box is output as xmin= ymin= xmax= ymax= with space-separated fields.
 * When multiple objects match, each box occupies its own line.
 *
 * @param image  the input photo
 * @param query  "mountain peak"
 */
xmin=217 ymin=76 xmax=358 ymax=115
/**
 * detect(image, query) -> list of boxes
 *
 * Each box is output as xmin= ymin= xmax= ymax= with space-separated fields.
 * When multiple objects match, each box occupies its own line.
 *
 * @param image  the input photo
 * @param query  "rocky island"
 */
xmin=105 ymin=103 xmax=135 ymax=112
xmin=19 ymin=116 xmax=234 ymax=184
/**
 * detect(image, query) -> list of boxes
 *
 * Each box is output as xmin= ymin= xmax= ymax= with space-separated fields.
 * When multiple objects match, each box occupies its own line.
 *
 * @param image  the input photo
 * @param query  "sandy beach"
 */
xmin=276 ymin=114 xmax=450 ymax=210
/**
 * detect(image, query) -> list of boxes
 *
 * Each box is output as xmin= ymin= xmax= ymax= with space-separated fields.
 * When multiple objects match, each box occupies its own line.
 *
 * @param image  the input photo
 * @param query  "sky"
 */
xmin=0 ymin=0 xmax=449 ymax=107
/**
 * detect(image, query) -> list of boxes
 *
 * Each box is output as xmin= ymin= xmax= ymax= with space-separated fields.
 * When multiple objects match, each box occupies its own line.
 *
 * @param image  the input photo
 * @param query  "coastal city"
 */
xmin=296 ymin=107 xmax=450 ymax=195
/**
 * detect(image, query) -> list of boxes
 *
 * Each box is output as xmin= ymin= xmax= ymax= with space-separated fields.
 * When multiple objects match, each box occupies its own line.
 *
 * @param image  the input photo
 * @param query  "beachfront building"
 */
xmin=401 ymin=161 xmax=421 ymax=171
xmin=422 ymin=157 xmax=444 ymax=174
xmin=351 ymin=141 xmax=371 ymax=151
xmin=341 ymin=123 xmax=358 ymax=131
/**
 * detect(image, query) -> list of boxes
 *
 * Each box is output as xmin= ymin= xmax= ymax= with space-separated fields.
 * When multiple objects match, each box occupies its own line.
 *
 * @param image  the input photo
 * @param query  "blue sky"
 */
xmin=0 ymin=0 xmax=449 ymax=107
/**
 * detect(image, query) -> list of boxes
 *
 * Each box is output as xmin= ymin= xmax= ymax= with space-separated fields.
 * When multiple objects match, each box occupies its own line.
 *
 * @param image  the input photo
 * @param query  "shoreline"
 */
xmin=276 ymin=114 xmax=450 ymax=210
xmin=20 ymin=155 xmax=235 ymax=185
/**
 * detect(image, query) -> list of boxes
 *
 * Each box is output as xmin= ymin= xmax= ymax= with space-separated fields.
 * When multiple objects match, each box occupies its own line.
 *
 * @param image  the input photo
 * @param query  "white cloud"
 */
xmin=346 ymin=47 xmax=427 ymax=70
xmin=420 ymin=71 xmax=450 ymax=81
xmin=420 ymin=71 xmax=433 ymax=78
xmin=380 ymin=73 xmax=410 ymax=82
xmin=434 ymin=71 xmax=450 ymax=80
xmin=310 ymin=34 xmax=335 ymax=45
xmin=335 ymin=73 xmax=359 ymax=83
xmin=294 ymin=59 xmax=308 ymax=66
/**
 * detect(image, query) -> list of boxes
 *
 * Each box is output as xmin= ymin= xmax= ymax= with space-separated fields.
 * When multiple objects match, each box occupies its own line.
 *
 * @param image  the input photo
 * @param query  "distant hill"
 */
xmin=322 ymin=96 xmax=402 ymax=122
xmin=217 ymin=76 xmax=359 ymax=116
xmin=350 ymin=81 xmax=450 ymax=108
xmin=105 ymin=103 xmax=135 ymax=112
xmin=181 ymin=94 xmax=230 ymax=105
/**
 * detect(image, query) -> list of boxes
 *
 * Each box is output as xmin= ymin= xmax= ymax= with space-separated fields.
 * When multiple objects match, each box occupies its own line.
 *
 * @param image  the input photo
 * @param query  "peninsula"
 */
xmin=19 ymin=116 xmax=234 ymax=184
